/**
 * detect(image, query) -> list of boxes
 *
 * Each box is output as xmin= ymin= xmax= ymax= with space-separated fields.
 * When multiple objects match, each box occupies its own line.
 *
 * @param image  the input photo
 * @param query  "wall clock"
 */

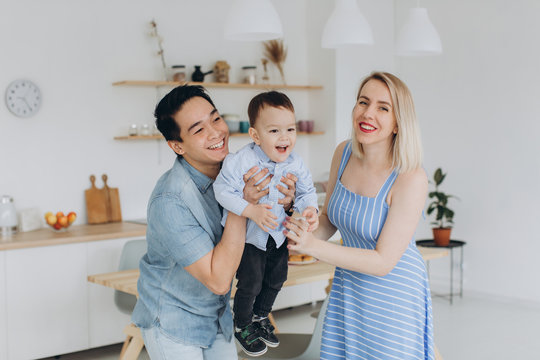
xmin=5 ymin=79 xmax=42 ymax=117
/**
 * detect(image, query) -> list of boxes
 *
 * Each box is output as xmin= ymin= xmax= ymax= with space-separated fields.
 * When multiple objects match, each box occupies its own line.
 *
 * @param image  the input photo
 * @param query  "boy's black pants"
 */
xmin=233 ymin=236 xmax=288 ymax=328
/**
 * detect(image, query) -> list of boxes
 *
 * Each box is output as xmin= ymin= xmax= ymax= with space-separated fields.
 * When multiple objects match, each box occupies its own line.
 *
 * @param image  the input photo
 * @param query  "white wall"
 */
xmin=395 ymin=0 xmax=540 ymax=303
xmin=0 ymin=0 xmax=328 ymax=222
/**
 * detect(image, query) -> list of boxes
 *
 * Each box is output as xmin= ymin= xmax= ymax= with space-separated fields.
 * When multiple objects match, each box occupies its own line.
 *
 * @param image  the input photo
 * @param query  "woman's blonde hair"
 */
xmin=351 ymin=71 xmax=423 ymax=173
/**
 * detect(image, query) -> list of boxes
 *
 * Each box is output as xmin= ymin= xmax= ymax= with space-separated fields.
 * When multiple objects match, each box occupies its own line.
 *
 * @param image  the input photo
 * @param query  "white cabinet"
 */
xmin=5 ymin=243 xmax=88 ymax=360
xmin=0 ymin=251 xmax=7 ymax=360
xmin=87 ymin=238 xmax=135 ymax=347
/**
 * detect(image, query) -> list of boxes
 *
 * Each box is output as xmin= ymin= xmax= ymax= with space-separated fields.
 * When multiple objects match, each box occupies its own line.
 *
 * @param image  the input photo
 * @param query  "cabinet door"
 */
xmin=6 ymin=243 xmax=88 ymax=360
xmin=0 ymin=252 xmax=7 ymax=360
xmin=87 ymin=237 xmax=139 ymax=347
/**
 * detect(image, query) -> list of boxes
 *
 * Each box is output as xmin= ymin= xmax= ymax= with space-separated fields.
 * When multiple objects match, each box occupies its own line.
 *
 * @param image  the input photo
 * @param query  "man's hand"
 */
xmin=302 ymin=206 xmax=319 ymax=232
xmin=277 ymin=173 xmax=298 ymax=212
xmin=242 ymin=203 xmax=278 ymax=232
xmin=243 ymin=166 xmax=271 ymax=204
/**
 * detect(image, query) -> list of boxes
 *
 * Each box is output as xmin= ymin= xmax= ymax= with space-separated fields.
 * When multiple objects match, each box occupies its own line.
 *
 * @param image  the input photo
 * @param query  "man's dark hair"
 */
xmin=154 ymin=85 xmax=215 ymax=142
xmin=247 ymin=91 xmax=294 ymax=127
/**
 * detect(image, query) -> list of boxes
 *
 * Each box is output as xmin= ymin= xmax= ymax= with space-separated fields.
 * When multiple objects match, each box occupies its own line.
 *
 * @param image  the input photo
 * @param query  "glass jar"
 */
xmin=171 ymin=65 xmax=186 ymax=82
xmin=242 ymin=66 xmax=257 ymax=85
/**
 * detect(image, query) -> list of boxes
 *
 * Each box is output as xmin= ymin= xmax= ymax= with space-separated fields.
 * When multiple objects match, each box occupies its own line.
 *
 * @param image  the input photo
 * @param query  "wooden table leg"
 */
xmin=434 ymin=344 xmax=443 ymax=360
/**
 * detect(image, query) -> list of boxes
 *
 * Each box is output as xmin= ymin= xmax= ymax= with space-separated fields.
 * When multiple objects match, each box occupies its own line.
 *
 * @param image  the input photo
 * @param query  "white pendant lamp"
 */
xmin=224 ymin=0 xmax=283 ymax=41
xmin=321 ymin=0 xmax=374 ymax=49
xmin=396 ymin=7 xmax=442 ymax=56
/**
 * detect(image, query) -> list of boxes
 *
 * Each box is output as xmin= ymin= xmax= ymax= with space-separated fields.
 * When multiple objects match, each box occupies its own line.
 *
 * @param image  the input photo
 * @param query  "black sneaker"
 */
xmin=256 ymin=317 xmax=280 ymax=347
xmin=235 ymin=322 xmax=268 ymax=357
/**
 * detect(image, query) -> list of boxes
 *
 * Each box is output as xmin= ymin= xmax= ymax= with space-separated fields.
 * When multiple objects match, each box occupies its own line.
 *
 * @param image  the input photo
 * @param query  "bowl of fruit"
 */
xmin=44 ymin=211 xmax=77 ymax=231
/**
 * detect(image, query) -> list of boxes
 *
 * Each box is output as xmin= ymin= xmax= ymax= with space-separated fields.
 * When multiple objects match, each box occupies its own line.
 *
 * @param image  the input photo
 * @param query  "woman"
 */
xmin=285 ymin=72 xmax=434 ymax=359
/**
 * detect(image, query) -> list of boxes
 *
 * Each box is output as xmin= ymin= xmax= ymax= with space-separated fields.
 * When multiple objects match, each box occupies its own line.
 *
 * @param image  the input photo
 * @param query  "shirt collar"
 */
xmin=178 ymin=157 xmax=214 ymax=193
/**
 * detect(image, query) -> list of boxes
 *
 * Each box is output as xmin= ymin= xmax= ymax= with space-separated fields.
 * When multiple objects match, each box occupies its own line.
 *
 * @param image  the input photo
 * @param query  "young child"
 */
xmin=213 ymin=91 xmax=319 ymax=357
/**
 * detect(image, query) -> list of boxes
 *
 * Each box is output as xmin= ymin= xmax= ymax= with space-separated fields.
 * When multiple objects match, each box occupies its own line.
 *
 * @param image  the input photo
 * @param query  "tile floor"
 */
xmin=41 ymin=295 xmax=540 ymax=360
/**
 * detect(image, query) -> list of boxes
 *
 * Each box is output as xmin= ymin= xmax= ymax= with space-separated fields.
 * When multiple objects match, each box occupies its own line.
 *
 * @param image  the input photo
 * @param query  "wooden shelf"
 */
xmin=112 ymin=80 xmax=323 ymax=90
xmin=113 ymin=132 xmax=324 ymax=140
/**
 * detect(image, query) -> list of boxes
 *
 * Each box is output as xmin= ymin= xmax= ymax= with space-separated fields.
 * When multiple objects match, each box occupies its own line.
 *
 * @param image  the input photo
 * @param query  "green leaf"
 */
xmin=434 ymin=168 xmax=443 ymax=185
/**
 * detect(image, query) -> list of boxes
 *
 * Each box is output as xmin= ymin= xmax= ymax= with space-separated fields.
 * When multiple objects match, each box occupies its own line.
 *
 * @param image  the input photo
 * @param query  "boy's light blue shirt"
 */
xmin=132 ymin=157 xmax=233 ymax=347
xmin=214 ymin=142 xmax=318 ymax=251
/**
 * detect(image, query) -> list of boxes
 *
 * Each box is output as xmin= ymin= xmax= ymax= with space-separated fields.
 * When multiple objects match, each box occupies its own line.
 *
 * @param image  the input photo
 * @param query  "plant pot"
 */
xmin=432 ymin=227 xmax=452 ymax=246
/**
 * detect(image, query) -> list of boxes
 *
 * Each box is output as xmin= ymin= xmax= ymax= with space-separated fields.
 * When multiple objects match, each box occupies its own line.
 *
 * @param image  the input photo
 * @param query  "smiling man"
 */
xmin=131 ymin=85 xmax=296 ymax=360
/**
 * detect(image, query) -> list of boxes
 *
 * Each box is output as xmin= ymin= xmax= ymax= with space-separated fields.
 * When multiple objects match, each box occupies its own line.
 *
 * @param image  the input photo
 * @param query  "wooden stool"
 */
xmin=119 ymin=324 xmax=144 ymax=360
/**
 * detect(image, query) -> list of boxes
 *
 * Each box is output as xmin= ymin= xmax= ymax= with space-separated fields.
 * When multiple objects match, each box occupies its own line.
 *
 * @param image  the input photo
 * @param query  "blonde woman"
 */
xmin=285 ymin=72 xmax=434 ymax=359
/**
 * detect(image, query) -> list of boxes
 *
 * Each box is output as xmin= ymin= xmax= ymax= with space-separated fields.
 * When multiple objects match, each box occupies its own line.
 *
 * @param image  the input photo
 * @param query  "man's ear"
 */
xmin=249 ymin=127 xmax=260 ymax=145
xmin=168 ymin=140 xmax=185 ymax=155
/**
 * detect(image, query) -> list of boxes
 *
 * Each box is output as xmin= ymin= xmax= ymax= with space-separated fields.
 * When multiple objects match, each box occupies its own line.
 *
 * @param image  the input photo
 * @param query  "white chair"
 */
xmin=239 ymin=294 xmax=329 ymax=360
xmin=115 ymin=239 xmax=147 ymax=360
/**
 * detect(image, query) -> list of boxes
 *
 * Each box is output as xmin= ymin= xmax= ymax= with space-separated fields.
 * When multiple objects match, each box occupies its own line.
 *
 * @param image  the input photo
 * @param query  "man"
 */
xmin=132 ymin=85 xmax=296 ymax=359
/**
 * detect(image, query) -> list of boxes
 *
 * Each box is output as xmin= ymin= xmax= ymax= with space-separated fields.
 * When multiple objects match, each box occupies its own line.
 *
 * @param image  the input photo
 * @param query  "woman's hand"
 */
xmin=284 ymin=216 xmax=313 ymax=254
xmin=242 ymin=166 xmax=271 ymax=204
xmin=277 ymin=173 xmax=297 ymax=211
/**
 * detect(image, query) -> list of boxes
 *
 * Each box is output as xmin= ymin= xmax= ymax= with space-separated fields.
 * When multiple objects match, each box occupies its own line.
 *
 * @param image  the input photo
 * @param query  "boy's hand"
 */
xmin=242 ymin=203 xmax=278 ymax=232
xmin=302 ymin=206 xmax=319 ymax=232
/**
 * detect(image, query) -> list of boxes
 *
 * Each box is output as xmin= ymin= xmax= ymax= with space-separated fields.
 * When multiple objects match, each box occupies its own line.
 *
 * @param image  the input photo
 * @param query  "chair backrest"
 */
xmin=296 ymin=294 xmax=330 ymax=359
xmin=114 ymin=239 xmax=147 ymax=314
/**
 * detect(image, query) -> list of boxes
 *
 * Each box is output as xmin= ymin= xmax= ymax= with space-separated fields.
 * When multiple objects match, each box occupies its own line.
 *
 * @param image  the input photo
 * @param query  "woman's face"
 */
xmin=352 ymin=79 xmax=397 ymax=149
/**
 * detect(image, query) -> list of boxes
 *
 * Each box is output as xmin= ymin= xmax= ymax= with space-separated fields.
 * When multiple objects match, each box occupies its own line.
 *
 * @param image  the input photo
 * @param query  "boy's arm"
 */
xmin=213 ymin=154 xmax=250 ymax=216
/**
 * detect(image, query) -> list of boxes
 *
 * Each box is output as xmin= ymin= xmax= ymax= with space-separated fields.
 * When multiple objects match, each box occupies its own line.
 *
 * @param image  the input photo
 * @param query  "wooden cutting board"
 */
xmin=85 ymin=174 xmax=122 ymax=224
xmin=102 ymin=174 xmax=122 ymax=222
xmin=85 ymin=175 xmax=109 ymax=224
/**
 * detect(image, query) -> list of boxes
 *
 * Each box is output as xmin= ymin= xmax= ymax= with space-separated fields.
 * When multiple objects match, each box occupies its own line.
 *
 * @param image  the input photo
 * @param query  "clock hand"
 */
xmin=21 ymin=98 xmax=32 ymax=110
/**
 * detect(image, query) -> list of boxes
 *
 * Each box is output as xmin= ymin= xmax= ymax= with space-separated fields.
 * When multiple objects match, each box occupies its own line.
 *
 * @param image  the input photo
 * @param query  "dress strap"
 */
xmin=337 ymin=142 xmax=352 ymax=179
xmin=376 ymin=170 xmax=398 ymax=201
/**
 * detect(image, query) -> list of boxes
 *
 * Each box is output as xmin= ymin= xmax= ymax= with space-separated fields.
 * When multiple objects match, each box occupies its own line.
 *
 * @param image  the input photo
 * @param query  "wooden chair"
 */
xmin=115 ymin=240 xmax=147 ymax=360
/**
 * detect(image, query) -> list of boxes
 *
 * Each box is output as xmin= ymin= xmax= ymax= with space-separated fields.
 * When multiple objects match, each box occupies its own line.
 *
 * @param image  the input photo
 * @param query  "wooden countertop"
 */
xmin=0 ymin=222 xmax=147 ymax=251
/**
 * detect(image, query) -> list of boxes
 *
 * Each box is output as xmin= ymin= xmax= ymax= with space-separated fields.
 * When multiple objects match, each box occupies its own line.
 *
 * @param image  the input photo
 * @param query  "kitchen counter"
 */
xmin=0 ymin=222 xmax=146 ymax=251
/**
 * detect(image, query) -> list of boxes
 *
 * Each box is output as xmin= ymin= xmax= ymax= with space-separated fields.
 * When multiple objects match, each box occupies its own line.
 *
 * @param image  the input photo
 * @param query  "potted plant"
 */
xmin=427 ymin=168 xmax=457 ymax=246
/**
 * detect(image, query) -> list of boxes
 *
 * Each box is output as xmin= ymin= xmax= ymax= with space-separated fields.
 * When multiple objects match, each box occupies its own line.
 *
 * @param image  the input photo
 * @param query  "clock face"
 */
xmin=5 ymin=79 xmax=42 ymax=118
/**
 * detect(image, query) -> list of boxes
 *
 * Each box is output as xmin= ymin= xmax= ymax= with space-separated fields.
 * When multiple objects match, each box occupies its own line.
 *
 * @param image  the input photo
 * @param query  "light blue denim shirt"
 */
xmin=213 ymin=142 xmax=318 ymax=251
xmin=132 ymin=157 xmax=233 ymax=347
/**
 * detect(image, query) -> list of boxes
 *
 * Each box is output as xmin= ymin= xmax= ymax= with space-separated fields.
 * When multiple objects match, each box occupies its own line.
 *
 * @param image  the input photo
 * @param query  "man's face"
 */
xmin=168 ymin=97 xmax=229 ymax=178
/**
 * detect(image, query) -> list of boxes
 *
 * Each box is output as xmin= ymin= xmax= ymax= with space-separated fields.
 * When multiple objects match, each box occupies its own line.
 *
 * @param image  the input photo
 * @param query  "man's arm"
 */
xmin=185 ymin=213 xmax=246 ymax=295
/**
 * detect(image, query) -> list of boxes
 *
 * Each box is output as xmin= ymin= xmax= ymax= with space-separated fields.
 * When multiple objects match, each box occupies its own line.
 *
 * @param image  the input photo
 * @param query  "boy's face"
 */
xmin=249 ymin=106 xmax=296 ymax=163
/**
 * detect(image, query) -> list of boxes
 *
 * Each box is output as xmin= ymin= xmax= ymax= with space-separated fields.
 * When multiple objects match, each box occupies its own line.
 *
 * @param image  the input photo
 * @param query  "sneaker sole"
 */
xmin=235 ymin=339 xmax=268 ymax=357
xmin=259 ymin=337 xmax=279 ymax=348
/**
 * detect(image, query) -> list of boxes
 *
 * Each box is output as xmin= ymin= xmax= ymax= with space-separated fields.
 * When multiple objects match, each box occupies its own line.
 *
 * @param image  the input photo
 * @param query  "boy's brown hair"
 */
xmin=247 ymin=91 xmax=295 ymax=127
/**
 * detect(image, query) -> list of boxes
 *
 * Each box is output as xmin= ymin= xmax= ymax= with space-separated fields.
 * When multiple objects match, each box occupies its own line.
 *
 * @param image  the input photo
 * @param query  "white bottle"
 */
xmin=0 ymin=195 xmax=18 ymax=238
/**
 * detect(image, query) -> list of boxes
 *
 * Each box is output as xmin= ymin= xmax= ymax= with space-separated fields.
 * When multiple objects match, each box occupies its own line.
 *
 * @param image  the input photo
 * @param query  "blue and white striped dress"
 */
xmin=321 ymin=142 xmax=434 ymax=360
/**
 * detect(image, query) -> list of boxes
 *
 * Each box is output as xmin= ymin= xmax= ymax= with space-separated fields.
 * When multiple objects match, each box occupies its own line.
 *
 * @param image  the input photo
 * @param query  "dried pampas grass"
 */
xmin=263 ymin=39 xmax=287 ymax=84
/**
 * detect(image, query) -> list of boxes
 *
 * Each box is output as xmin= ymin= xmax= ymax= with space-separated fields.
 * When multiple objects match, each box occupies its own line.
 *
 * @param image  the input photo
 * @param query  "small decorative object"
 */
xmin=5 ymin=79 xmax=42 ymax=118
xmin=241 ymin=66 xmax=257 ymax=84
xmin=149 ymin=19 xmax=168 ymax=80
xmin=427 ymin=168 xmax=458 ymax=246
xmin=263 ymin=39 xmax=287 ymax=84
xmin=223 ymin=114 xmax=240 ymax=133
xmin=128 ymin=124 xmax=138 ymax=136
xmin=0 ymin=195 xmax=18 ymax=238
xmin=297 ymin=120 xmax=307 ymax=132
xmin=171 ymin=65 xmax=186 ymax=82
xmin=214 ymin=61 xmax=231 ymax=83
xmin=140 ymin=124 xmax=151 ymax=136
xmin=261 ymin=59 xmax=270 ymax=84
xmin=18 ymin=208 xmax=43 ymax=232
xmin=239 ymin=120 xmax=250 ymax=133
xmin=191 ymin=65 xmax=213 ymax=82
xmin=44 ymin=210 xmax=77 ymax=231
xmin=305 ymin=120 xmax=314 ymax=133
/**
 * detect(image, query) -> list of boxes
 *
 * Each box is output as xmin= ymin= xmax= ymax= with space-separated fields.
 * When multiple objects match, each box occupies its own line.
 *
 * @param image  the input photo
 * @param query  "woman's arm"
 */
xmin=286 ymin=168 xmax=427 ymax=276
